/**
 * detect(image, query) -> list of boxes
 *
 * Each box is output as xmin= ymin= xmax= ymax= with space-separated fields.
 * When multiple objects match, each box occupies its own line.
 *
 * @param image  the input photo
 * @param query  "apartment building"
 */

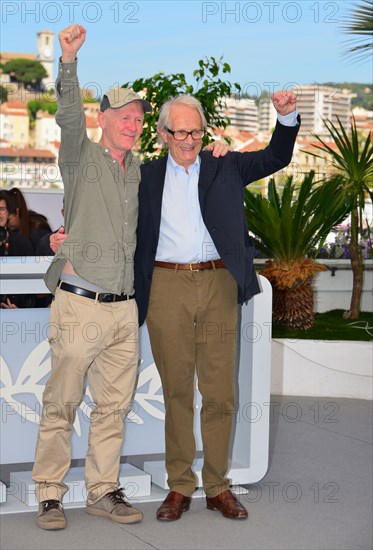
xmin=258 ymin=98 xmax=277 ymax=133
xmin=352 ymin=107 xmax=373 ymax=135
xmin=0 ymin=146 xmax=60 ymax=188
xmin=293 ymin=85 xmax=353 ymax=136
xmin=85 ymin=114 xmax=102 ymax=142
xmin=0 ymin=102 xmax=30 ymax=146
xmin=34 ymin=111 xmax=61 ymax=148
xmin=218 ymin=97 xmax=259 ymax=133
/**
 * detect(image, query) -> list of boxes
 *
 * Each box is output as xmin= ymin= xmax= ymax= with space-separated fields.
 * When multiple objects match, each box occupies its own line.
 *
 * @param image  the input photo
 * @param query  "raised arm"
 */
xmin=55 ymin=25 xmax=88 ymax=162
xmin=231 ymin=89 xmax=299 ymax=183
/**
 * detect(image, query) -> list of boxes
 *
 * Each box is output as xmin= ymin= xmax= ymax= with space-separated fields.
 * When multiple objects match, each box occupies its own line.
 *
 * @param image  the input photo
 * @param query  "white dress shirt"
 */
xmin=155 ymin=110 xmax=299 ymax=263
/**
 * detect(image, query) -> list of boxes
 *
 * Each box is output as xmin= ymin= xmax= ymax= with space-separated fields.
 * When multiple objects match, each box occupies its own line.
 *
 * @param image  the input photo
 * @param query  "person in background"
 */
xmin=5 ymin=188 xmax=52 ymax=252
xmin=0 ymin=190 xmax=35 ymax=308
xmin=36 ymin=205 xmax=65 ymax=257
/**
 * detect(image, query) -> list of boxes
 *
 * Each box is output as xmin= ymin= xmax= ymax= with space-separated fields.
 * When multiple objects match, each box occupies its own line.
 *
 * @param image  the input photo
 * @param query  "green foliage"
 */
xmin=0 ymin=85 xmax=8 ymax=103
xmin=27 ymin=99 xmax=57 ymax=121
xmin=340 ymin=0 xmax=373 ymax=63
xmin=308 ymin=116 xmax=373 ymax=208
xmin=2 ymin=59 xmax=47 ymax=85
xmin=244 ymin=171 xmax=352 ymax=262
xmin=350 ymin=85 xmax=373 ymax=111
xmin=123 ymin=56 xmax=241 ymax=160
xmin=83 ymin=96 xmax=99 ymax=103
xmin=306 ymin=116 xmax=373 ymax=316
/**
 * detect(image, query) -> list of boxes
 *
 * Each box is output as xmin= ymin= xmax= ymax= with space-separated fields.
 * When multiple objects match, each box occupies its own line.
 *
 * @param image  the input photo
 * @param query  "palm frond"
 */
xmin=340 ymin=0 xmax=373 ymax=62
xmin=244 ymin=172 xmax=351 ymax=262
xmin=307 ymin=116 xmax=373 ymax=210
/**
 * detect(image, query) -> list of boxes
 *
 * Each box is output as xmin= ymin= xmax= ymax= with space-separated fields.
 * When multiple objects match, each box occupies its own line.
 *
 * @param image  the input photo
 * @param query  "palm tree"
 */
xmin=305 ymin=116 xmax=373 ymax=318
xmin=341 ymin=0 xmax=373 ymax=63
xmin=244 ymin=171 xmax=351 ymax=329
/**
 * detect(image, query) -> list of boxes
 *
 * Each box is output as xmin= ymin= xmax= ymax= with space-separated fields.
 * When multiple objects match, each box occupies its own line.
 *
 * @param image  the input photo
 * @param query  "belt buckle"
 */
xmin=189 ymin=263 xmax=200 ymax=272
xmin=98 ymin=293 xmax=111 ymax=303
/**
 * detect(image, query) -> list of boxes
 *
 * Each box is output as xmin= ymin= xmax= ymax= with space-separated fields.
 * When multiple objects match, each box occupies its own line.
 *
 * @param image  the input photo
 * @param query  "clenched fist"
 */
xmin=59 ymin=24 xmax=86 ymax=63
xmin=271 ymin=90 xmax=297 ymax=116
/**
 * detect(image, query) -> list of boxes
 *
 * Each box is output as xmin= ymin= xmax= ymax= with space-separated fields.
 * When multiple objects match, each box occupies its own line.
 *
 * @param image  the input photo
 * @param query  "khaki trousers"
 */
xmin=146 ymin=266 xmax=238 ymax=498
xmin=32 ymin=288 xmax=139 ymax=504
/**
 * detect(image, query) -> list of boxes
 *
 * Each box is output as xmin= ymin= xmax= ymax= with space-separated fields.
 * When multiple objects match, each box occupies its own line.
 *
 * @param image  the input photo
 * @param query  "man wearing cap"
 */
xmin=32 ymin=24 xmax=151 ymax=530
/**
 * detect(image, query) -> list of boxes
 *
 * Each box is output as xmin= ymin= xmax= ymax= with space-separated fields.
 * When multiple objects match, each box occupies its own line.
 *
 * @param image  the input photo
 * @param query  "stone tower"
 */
xmin=36 ymin=30 xmax=55 ymax=90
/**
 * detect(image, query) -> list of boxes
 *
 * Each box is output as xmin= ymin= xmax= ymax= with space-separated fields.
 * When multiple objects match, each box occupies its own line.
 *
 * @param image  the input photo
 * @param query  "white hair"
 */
xmin=157 ymin=95 xmax=207 ymax=147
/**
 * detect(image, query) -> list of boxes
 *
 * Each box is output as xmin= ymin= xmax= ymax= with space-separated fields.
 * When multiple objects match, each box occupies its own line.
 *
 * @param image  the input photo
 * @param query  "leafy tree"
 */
xmin=306 ymin=116 xmax=373 ymax=319
xmin=341 ymin=0 xmax=373 ymax=63
xmin=2 ymin=59 xmax=47 ymax=87
xmin=83 ymin=96 xmax=100 ymax=103
xmin=123 ymin=56 xmax=241 ymax=159
xmin=244 ymin=171 xmax=351 ymax=329
xmin=27 ymin=99 xmax=57 ymax=121
xmin=0 ymin=85 xmax=8 ymax=103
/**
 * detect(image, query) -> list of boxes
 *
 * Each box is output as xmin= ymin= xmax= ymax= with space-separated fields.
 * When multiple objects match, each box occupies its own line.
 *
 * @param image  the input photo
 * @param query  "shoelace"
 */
xmin=42 ymin=499 xmax=62 ymax=513
xmin=107 ymin=488 xmax=131 ymax=507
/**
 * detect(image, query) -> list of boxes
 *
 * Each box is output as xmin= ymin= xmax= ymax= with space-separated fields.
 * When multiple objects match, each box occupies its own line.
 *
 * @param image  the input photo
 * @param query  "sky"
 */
xmin=1 ymin=0 xmax=372 ymax=100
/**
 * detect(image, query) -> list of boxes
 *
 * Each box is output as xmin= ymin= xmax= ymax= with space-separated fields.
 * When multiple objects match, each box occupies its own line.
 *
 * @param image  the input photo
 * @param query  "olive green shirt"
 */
xmin=44 ymin=60 xmax=141 ymax=295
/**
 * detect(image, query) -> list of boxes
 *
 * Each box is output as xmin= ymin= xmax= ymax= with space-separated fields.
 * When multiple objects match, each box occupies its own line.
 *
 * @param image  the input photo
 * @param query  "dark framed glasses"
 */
xmin=166 ymin=128 xmax=205 ymax=141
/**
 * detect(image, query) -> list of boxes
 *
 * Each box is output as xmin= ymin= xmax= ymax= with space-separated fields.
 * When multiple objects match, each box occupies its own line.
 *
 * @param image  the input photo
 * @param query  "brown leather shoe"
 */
xmin=206 ymin=490 xmax=248 ymax=519
xmin=156 ymin=491 xmax=191 ymax=521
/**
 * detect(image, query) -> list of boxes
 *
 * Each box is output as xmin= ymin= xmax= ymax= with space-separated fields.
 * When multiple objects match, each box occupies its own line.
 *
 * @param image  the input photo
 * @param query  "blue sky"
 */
xmin=1 ymin=1 xmax=372 ymax=99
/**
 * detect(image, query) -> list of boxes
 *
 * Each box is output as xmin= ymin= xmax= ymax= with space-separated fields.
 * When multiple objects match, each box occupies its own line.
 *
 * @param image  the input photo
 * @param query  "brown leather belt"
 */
xmin=154 ymin=260 xmax=225 ymax=272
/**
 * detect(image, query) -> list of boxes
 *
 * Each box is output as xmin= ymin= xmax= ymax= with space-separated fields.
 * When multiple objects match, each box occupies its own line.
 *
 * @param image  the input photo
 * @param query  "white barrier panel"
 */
xmin=0 ymin=258 xmax=272 ymax=489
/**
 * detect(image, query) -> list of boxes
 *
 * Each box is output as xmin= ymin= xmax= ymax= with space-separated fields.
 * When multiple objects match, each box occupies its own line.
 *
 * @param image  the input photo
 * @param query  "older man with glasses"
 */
xmin=134 ymin=92 xmax=300 ymax=521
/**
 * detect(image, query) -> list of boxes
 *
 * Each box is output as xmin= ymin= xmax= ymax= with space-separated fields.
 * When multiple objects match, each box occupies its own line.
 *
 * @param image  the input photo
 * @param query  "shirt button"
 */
xmin=67 ymin=70 xmax=70 ymax=74
xmin=125 ymin=200 xmax=128 ymax=203
xmin=105 ymin=149 xmax=109 ymax=153
xmin=125 ymin=222 xmax=128 ymax=225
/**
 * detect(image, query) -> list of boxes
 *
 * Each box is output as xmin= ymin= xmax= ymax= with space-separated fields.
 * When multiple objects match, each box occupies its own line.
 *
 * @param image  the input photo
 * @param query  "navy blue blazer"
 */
xmin=135 ymin=118 xmax=300 ymax=326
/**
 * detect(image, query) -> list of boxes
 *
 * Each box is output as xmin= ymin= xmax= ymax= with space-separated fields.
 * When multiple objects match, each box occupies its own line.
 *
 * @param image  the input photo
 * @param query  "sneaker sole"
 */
xmin=36 ymin=519 xmax=66 ymax=530
xmin=86 ymin=507 xmax=143 ymax=524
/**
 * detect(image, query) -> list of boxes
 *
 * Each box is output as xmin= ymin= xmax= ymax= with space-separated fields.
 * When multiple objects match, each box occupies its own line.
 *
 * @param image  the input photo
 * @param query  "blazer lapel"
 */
xmin=198 ymin=152 xmax=219 ymax=211
xmin=148 ymin=154 xmax=168 ymax=231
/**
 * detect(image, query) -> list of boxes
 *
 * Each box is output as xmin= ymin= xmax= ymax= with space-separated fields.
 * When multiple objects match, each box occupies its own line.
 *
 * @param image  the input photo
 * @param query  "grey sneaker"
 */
xmin=37 ymin=499 xmax=67 ymax=530
xmin=86 ymin=488 xmax=143 ymax=524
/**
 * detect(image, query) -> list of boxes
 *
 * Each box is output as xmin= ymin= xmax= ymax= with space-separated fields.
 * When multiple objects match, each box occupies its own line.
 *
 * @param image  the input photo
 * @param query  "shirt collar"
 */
xmin=99 ymin=143 xmax=132 ymax=164
xmin=167 ymin=153 xmax=200 ymax=174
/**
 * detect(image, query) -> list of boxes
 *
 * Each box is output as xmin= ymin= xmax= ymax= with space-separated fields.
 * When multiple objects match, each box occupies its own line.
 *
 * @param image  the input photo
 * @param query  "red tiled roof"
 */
xmin=0 ymin=102 xmax=28 ymax=116
xmin=0 ymin=146 xmax=56 ymax=159
xmin=301 ymin=141 xmax=339 ymax=151
xmin=0 ymin=53 xmax=35 ymax=61
xmin=236 ymin=131 xmax=256 ymax=142
xmin=4 ymin=102 xmax=28 ymax=109
xmin=0 ymin=110 xmax=28 ymax=117
xmin=237 ymin=138 xmax=266 ymax=153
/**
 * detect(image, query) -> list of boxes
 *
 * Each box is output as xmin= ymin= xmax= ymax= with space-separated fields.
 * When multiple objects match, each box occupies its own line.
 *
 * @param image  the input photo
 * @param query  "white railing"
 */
xmin=0 ymin=258 xmax=273 ymax=506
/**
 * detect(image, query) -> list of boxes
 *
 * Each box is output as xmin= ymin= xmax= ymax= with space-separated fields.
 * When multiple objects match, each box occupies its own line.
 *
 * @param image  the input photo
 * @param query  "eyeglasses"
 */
xmin=166 ymin=128 xmax=205 ymax=141
xmin=0 ymin=207 xmax=8 ymax=213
